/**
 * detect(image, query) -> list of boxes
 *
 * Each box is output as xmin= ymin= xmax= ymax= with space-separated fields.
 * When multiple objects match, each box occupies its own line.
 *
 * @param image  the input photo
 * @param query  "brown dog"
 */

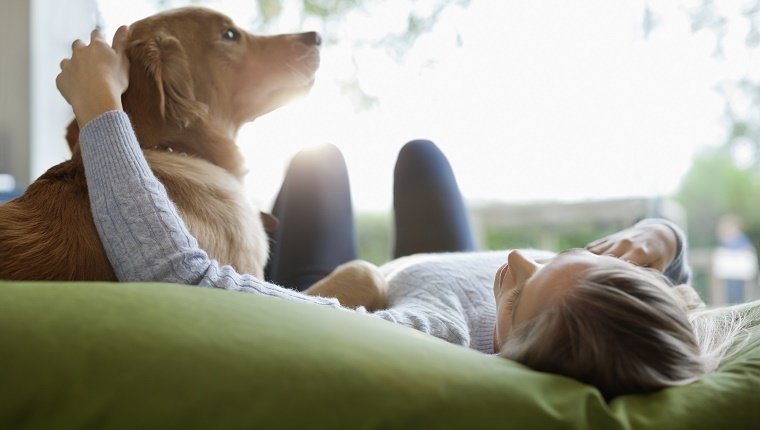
xmin=0 ymin=7 xmax=321 ymax=280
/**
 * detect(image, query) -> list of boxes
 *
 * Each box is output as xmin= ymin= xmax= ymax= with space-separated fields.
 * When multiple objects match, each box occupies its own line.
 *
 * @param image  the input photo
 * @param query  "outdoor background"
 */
xmin=2 ymin=0 xmax=758 ymax=303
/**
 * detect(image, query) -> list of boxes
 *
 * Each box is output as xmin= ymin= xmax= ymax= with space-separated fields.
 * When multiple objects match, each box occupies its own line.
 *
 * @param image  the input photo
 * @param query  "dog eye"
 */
xmin=222 ymin=28 xmax=240 ymax=41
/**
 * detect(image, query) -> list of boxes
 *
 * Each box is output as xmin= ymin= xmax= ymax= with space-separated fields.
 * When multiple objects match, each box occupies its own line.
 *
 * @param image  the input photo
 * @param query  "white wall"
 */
xmin=0 ymin=0 xmax=98 ymax=188
xmin=0 ymin=0 xmax=30 ymax=186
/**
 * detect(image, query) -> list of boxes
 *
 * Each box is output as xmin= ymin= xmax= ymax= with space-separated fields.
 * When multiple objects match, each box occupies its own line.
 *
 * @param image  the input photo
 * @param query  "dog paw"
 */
xmin=306 ymin=260 xmax=388 ymax=311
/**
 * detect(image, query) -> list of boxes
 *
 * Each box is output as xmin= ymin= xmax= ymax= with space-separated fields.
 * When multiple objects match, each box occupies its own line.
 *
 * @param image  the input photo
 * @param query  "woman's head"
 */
xmin=493 ymin=249 xmax=705 ymax=399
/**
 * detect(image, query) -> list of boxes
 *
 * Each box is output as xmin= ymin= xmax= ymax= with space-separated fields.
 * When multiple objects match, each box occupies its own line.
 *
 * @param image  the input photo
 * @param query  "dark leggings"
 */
xmin=264 ymin=139 xmax=475 ymax=291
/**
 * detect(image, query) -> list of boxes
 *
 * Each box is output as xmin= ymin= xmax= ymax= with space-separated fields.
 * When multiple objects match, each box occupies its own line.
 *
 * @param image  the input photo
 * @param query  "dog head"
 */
xmin=67 ymin=7 xmax=321 ymax=168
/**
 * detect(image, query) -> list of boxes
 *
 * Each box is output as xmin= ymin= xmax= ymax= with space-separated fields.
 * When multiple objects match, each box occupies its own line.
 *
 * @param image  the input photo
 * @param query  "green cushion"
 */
xmin=1 ymin=281 xmax=758 ymax=429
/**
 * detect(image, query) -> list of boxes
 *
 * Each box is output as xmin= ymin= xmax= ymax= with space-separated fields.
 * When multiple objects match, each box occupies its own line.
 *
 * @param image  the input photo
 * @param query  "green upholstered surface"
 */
xmin=1 ymin=281 xmax=759 ymax=429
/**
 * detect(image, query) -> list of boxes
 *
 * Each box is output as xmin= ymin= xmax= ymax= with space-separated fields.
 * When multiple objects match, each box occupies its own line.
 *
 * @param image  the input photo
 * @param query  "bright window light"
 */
xmin=96 ymin=0 xmax=743 ymax=212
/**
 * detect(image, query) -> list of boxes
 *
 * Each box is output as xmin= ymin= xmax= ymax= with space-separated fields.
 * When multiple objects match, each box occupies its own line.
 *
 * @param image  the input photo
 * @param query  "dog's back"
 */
xmin=0 ymin=159 xmax=115 ymax=280
xmin=0 ymin=151 xmax=269 ymax=281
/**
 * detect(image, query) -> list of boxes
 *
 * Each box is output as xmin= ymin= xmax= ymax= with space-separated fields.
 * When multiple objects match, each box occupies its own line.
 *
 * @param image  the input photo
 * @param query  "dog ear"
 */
xmin=129 ymin=33 xmax=207 ymax=127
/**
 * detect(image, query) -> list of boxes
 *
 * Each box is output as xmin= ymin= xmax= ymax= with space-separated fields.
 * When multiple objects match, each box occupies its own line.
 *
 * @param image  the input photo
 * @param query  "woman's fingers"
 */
xmin=586 ymin=238 xmax=612 ymax=255
xmin=90 ymin=28 xmax=106 ymax=43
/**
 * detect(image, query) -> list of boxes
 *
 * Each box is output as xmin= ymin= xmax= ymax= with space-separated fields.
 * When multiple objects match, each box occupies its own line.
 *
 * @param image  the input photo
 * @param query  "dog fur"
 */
xmin=306 ymin=260 xmax=388 ymax=311
xmin=0 ymin=7 xmax=321 ymax=280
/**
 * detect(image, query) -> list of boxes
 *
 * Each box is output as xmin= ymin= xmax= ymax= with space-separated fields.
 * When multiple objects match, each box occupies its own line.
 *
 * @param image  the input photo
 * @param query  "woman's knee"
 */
xmin=395 ymin=139 xmax=454 ymax=181
xmin=397 ymin=139 xmax=441 ymax=166
xmin=288 ymin=143 xmax=347 ymax=174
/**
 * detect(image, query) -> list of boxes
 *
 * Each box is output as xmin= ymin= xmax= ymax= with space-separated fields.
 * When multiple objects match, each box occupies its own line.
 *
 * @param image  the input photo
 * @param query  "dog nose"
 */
xmin=300 ymin=31 xmax=321 ymax=47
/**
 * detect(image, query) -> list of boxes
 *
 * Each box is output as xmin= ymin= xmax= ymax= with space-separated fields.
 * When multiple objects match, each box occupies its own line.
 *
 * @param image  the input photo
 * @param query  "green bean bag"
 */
xmin=1 ymin=281 xmax=758 ymax=429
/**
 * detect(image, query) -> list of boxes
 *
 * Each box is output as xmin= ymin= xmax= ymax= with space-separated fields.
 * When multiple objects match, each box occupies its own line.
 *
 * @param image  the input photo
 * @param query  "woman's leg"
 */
xmin=393 ymin=139 xmax=476 ymax=258
xmin=264 ymin=144 xmax=357 ymax=291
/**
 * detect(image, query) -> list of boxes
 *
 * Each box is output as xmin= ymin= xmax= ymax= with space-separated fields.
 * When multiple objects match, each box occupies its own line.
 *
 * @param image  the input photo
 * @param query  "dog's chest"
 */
xmin=146 ymin=152 xmax=269 ymax=278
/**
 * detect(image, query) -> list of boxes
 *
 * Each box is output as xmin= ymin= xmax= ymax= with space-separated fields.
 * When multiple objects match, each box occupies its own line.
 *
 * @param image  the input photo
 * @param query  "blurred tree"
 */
xmin=647 ymin=1 xmax=760 ymax=259
xmin=646 ymin=0 xmax=760 ymax=168
xmin=356 ymin=212 xmax=392 ymax=264
xmin=675 ymin=146 xmax=760 ymax=250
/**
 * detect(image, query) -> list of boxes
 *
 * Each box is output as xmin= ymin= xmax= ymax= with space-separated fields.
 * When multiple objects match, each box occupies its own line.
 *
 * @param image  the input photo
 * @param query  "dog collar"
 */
xmin=149 ymin=145 xmax=190 ymax=157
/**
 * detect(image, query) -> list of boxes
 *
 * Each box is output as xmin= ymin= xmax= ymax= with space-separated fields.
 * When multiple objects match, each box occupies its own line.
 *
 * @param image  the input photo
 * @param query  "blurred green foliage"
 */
xmin=675 ymin=147 xmax=760 ymax=252
xmin=355 ymin=210 xmax=631 ymax=262
xmin=252 ymin=0 xmax=363 ymax=26
xmin=481 ymin=222 xmax=625 ymax=253
xmin=356 ymin=211 xmax=393 ymax=265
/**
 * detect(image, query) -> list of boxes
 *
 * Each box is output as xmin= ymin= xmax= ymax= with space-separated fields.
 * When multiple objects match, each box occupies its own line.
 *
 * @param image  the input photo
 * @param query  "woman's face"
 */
xmin=492 ymin=248 xmax=629 ymax=351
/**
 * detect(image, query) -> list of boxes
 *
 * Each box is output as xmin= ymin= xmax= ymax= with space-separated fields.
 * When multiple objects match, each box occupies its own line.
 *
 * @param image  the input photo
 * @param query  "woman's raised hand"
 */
xmin=56 ymin=26 xmax=130 ymax=128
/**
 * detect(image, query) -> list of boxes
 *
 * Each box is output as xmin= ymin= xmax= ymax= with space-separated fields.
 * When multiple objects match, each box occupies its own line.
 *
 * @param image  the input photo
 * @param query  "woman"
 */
xmin=57 ymin=27 xmax=745 ymax=400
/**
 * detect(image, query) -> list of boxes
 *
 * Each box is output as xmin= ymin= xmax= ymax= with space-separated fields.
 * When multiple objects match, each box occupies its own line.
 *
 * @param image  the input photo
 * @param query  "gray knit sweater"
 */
xmin=80 ymin=111 xmax=692 ymax=354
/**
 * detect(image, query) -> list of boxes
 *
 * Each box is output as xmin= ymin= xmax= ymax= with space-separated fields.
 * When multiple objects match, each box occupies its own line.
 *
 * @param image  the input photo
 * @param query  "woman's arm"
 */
xmin=57 ymin=28 xmax=350 ymax=309
xmin=586 ymin=218 xmax=691 ymax=285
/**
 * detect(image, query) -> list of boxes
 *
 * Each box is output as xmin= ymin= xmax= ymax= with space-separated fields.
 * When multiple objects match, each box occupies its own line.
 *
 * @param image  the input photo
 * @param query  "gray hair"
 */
xmin=499 ymin=265 xmax=712 ymax=400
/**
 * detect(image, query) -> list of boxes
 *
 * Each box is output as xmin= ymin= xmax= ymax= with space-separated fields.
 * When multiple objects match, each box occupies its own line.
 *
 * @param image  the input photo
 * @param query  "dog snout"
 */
xmin=299 ymin=31 xmax=321 ymax=47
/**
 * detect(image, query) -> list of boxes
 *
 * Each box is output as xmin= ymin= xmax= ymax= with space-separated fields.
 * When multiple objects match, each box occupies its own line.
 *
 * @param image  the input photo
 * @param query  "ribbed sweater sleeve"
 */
xmin=78 ymin=111 xmax=350 ymax=308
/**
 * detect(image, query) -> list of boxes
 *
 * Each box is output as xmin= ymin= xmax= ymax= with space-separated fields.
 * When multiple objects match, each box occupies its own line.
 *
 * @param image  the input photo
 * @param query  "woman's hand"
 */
xmin=585 ymin=222 xmax=678 ymax=272
xmin=56 ymin=26 xmax=130 ymax=128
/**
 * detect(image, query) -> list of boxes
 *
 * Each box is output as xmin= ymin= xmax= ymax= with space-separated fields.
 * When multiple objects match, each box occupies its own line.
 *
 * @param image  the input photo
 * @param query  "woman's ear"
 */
xmin=129 ymin=33 xmax=208 ymax=127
